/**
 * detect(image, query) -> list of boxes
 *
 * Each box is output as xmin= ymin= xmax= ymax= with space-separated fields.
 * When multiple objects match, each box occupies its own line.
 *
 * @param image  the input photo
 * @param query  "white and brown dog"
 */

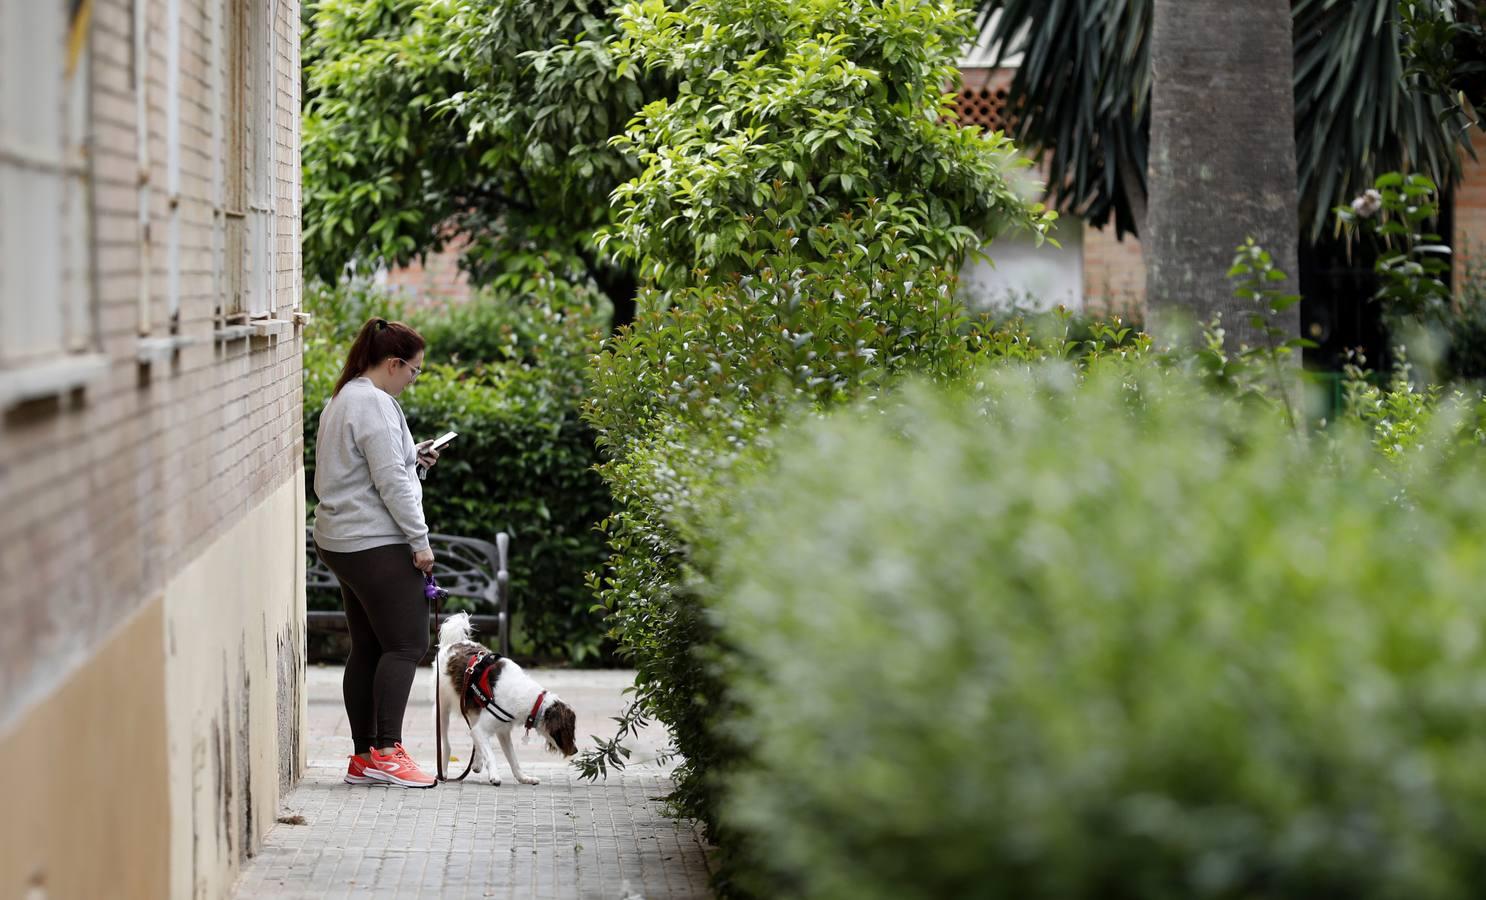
xmin=434 ymin=612 xmax=578 ymax=785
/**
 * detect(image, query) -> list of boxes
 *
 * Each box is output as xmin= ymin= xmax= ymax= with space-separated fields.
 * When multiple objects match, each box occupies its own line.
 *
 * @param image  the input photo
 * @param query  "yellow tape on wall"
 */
xmin=66 ymin=0 xmax=93 ymax=76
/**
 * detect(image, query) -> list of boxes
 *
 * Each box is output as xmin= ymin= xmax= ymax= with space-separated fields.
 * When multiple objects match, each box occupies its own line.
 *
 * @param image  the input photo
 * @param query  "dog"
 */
xmin=434 ymin=612 xmax=578 ymax=785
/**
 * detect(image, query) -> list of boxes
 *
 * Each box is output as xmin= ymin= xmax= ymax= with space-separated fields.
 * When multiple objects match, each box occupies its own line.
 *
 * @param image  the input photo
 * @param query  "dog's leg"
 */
xmin=498 ymin=729 xmax=539 ymax=785
xmin=469 ymin=719 xmax=502 ymax=786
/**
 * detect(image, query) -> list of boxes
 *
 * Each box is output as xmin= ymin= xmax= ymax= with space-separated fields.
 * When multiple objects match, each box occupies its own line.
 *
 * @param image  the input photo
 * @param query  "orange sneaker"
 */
xmin=345 ymin=754 xmax=380 ymax=785
xmin=366 ymin=744 xmax=436 ymax=788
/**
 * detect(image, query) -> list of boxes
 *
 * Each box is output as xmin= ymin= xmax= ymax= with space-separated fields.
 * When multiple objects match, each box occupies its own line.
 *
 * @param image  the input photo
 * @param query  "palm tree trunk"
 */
xmin=1146 ymin=0 xmax=1299 ymax=351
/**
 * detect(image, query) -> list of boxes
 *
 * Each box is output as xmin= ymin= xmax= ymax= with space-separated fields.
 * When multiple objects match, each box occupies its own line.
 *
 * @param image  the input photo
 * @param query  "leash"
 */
xmin=427 ymin=574 xmax=476 ymax=783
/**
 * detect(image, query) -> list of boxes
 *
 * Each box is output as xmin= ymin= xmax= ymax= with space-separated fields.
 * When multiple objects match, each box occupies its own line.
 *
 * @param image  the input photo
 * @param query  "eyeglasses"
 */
xmin=398 ymin=359 xmax=422 ymax=381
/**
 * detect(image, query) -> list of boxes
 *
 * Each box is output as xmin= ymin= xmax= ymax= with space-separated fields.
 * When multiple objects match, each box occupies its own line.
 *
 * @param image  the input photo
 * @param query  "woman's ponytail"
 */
xmin=332 ymin=316 xmax=426 ymax=397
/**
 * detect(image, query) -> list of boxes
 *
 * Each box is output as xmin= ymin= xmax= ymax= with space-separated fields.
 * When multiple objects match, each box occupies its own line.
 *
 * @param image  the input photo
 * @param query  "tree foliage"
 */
xmin=602 ymin=0 xmax=1055 ymax=288
xmin=574 ymin=0 xmax=1061 ymax=843
xmin=303 ymin=0 xmax=1054 ymax=319
xmin=302 ymin=0 xmax=668 ymax=324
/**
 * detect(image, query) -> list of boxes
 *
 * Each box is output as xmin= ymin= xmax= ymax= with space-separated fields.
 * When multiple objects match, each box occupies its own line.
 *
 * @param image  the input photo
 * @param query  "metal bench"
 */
xmin=306 ymin=527 xmax=511 ymax=656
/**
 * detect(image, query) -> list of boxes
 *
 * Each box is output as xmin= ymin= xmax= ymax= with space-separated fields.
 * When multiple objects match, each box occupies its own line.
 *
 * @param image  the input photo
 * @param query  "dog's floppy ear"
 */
xmin=543 ymin=700 xmax=578 ymax=756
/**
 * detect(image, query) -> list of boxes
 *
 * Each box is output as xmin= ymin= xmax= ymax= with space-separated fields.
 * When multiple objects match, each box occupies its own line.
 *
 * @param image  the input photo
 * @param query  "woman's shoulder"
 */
xmin=338 ymin=378 xmax=389 ymax=407
xmin=339 ymin=380 xmax=404 ymax=423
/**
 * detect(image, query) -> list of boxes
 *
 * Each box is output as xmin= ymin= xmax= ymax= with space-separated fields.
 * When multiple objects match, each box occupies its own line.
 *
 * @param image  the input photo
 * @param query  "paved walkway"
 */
xmin=233 ymin=665 xmax=713 ymax=899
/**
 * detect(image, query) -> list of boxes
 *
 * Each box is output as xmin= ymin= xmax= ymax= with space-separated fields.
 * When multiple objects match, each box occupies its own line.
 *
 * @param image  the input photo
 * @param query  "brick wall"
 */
xmin=1454 ymin=129 xmax=1486 ymax=291
xmin=1082 ymin=223 xmax=1147 ymax=315
xmin=382 ymin=235 xmax=474 ymax=306
xmin=954 ymin=66 xmax=1015 ymax=132
xmin=0 ymin=0 xmax=303 ymax=734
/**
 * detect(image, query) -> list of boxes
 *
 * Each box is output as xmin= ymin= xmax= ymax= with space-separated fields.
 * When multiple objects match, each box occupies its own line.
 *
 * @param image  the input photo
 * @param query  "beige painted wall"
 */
xmin=0 ymin=598 xmax=171 ymax=900
xmin=0 ymin=475 xmax=303 ymax=900
xmin=164 ymin=471 xmax=306 ymax=899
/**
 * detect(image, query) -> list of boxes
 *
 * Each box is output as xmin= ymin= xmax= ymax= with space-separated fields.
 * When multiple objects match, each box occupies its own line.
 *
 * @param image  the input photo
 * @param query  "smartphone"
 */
xmin=417 ymin=431 xmax=457 ymax=480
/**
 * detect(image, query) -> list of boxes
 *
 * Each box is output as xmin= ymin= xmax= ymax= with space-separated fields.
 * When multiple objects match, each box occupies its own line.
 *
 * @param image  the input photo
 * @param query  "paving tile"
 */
xmin=234 ymin=667 xmax=712 ymax=899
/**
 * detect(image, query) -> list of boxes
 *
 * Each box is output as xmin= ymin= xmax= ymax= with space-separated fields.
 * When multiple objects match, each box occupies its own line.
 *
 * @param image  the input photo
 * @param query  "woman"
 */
xmin=312 ymin=316 xmax=443 ymax=788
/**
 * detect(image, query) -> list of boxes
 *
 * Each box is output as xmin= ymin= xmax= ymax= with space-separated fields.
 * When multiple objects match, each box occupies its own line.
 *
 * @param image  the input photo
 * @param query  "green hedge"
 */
xmin=304 ymin=283 xmax=615 ymax=662
xmin=580 ymin=228 xmax=1150 ymax=827
xmin=702 ymin=366 xmax=1486 ymax=899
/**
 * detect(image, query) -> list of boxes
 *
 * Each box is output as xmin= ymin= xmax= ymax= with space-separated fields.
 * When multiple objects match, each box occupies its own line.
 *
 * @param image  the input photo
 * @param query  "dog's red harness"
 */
xmin=462 ymin=651 xmax=515 ymax=723
xmin=461 ymin=652 xmax=547 ymax=736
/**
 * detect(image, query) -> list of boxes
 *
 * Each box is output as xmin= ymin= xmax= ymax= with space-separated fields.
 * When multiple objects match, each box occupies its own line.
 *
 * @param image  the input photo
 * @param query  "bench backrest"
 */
xmin=305 ymin=527 xmax=511 ymax=654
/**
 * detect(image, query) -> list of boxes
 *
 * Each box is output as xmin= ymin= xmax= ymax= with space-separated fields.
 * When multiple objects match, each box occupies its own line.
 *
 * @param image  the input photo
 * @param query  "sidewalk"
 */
xmin=233 ymin=665 xmax=713 ymax=899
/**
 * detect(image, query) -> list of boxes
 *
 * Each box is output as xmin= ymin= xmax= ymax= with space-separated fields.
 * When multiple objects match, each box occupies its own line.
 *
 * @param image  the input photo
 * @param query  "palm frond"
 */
xmin=982 ymin=0 xmax=1152 ymax=238
xmin=1293 ymin=0 xmax=1461 ymax=238
xmin=979 ymin=0 xmax=1465 ymax=241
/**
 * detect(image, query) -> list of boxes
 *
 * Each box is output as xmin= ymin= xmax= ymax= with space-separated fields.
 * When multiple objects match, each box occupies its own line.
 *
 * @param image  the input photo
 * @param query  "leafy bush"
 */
xmin=587 ymin=204 xmax=1148 ymax=456
xmin=703 ymin=366 xmax=1486 ymax=900
xmin=414 ymin=280 xmax=609 ymax=376
xmin=573 ymin=0 xmax=1136 ymax=861
xmin=580 ymin=219 xmax=1151 ymax=826
xmin=1333 ymin=172 xmax=1453 ymax=328
xmin=581 ymin=250 xmax=986 ymax=821
xmin=1339 ymin=347 xmax=1486 ymax=461
xmin=1444 ymin=244 xmax=1486 ymax=382
xmin=304 ymin=284 xmax=614 ymax=662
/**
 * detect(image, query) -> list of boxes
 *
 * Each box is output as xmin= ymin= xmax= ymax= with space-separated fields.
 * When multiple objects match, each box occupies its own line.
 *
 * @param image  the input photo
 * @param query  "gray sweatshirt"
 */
xmin=311 ymin=376 xmax=430 ymax=553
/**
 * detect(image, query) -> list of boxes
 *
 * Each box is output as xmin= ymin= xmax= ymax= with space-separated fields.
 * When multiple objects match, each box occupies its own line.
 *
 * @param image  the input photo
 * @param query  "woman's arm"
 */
xmin=350 ymin=396 xmax=431 ymax=553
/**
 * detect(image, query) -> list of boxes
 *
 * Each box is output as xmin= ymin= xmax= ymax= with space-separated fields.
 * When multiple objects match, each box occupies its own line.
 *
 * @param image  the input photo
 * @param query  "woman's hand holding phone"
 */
xmin=415 ymin=431 xmax=457 ymax=479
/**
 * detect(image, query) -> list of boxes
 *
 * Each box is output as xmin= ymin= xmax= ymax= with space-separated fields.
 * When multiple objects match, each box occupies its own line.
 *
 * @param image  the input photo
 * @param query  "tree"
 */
xmin=981 ymin=0 xmax=1466 ymax=243
xmin=301 ymin=0 xmax=668 ymax=329
xmin=601 ymin=0 xmax=1053 ymax=290
xmin=1145 ymin=0 xmax=1300 ymax=348
xmin=304 ymin=0 xmax=1053 ymax=330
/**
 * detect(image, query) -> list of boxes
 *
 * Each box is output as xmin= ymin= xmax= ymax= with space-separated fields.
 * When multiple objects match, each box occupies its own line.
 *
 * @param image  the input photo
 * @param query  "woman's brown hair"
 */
xmin=332 ymin=317 xmax=426 ymax=397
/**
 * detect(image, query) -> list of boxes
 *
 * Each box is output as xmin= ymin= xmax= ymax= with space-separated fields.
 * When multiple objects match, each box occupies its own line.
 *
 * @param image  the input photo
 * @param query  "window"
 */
xmin=0 ymin=0 xmax=96 ymax=367
xmin=223 ymin=0 xmax=248 ymax=317
xmin=166 ymin=0 xmax=182 ymax=327
xmin=248 ymin=0 xmax=278 ymax=317
xmin=220 ymin=0 xmax=277 ymax=320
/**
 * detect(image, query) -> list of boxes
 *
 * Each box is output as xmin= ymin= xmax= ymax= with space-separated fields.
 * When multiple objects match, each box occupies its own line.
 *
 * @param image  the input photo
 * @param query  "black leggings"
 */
xmin=314 ymin=541 xmax=429 ymax=753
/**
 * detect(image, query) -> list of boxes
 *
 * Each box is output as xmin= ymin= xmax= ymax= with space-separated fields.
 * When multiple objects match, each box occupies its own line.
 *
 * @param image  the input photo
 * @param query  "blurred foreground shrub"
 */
xmin=704 ymin=366 xmax=1486 ymax=900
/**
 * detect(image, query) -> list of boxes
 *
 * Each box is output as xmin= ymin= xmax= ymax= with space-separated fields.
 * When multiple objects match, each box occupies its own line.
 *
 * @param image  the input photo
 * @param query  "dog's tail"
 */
xmin=438 ymin=611 xmax=473 ymax=653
